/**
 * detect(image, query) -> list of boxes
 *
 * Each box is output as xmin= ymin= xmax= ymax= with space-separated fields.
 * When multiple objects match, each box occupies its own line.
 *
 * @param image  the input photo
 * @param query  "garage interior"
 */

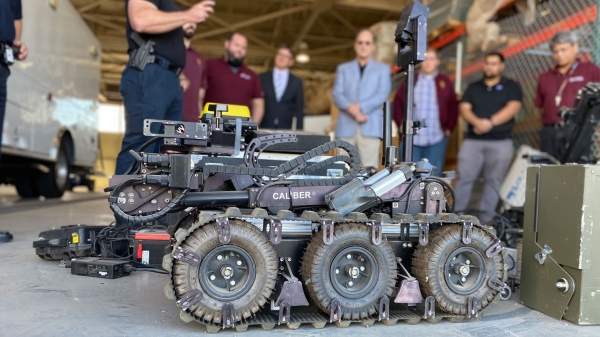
xmin=2 ymin=0 xmax=600 ymax=336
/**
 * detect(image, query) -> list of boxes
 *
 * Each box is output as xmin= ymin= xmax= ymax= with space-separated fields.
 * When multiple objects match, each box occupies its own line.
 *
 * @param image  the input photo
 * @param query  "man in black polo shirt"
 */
xmin=454 ymin=52 xmax=522 ymax=223
xmin=115 ymin=0 xmax=214 ymax=174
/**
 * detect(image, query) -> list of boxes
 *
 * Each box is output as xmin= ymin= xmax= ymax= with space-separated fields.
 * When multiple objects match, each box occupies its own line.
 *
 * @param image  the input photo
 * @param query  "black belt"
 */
xmin=544 ymin=122 xmax=565 ymax=129
xmin=152 ymin=56 xmax=182 ymax=76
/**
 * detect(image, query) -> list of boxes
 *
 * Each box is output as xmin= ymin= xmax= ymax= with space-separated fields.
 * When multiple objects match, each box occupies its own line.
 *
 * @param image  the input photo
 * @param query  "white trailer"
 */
xmin=1 ymin=0 xmax=100 ymax=198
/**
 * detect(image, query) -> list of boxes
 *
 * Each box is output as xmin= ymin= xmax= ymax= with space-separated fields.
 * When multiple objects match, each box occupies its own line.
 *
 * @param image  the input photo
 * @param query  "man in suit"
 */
xmin=333 ymin=28 xmax=392 ymax=168
xmin=259 ymin=44 xmax=304 ymax=130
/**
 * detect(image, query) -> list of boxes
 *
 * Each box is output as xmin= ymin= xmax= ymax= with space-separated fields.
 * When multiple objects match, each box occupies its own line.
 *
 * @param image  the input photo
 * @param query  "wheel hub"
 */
xmin=330 ymin=246 xmax=378 ymax=298
xmin=444 ymin=247 xmax=486 ymax=295
xmin=199 ymin=245 xmax=256 ymax=301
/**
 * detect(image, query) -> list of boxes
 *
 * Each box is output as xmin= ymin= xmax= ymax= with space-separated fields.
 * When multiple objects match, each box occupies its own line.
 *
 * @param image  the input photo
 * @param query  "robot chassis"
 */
xmin=106 ymin=1 xmax=507 ymax=332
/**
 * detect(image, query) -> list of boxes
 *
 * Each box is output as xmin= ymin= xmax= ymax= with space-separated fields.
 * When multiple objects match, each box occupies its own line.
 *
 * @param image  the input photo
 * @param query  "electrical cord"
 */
xmin=124 ymin=137 xmax=161 ymax=175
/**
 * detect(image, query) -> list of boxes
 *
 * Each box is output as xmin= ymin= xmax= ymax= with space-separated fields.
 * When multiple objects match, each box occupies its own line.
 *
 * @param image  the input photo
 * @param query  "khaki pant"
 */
xmin=338 ymin=131 xmax=381 ymax=168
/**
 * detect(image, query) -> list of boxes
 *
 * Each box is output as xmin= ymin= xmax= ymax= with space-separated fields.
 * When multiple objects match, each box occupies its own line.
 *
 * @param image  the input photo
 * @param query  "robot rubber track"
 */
xmin=162 ymin=208 xmax=508 ymax=333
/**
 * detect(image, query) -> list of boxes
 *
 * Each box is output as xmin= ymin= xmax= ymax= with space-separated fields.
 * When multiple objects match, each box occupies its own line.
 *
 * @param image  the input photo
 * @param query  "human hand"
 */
xmin=473 ymin=118 xmax=493 ymax=135
xmin=444 ymin=129 xmax=451 ymax=137
xmin=13 ymin=40 xmax=28 ymax=61
xmin=346 ymin=103 xmax=362 ymax=119
xmin=179 ymin=73 xmax=190 ymax=92
xmin=188 ymin=1 xmax=215 ymax=23
xmin=355 ymin=113 xmax=369 ymax=124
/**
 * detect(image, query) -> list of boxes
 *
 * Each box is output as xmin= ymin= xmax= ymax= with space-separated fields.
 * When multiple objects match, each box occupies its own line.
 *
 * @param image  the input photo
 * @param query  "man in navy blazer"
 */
xmin=259 ymin=44 xmax=304 ymax=130
xmin=333 ymin=29 xmax=392 ymax=168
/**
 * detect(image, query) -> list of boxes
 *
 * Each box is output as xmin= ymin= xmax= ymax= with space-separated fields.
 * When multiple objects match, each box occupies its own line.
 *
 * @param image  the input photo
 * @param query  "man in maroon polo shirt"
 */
xmin=394 ymin=47 xmax=458 ymax=175
xmin=535 ymin=31 xmax=600 ymax=159
xmin=181 ymin=21 xmax=208 ymax=122
xmin=202 ymin=32 xmax=264 ymax=123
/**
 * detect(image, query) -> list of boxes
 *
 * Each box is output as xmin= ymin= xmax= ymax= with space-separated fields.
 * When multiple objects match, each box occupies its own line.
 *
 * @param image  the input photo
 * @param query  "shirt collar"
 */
xmin=551 ymin=60 xmax=580 ymax=75
xmin=273 ymin=68 xmax=289 ymax=76
xmin=478 ymin=76 xmax=508 ymax=86
xmin=419 ymin=70 xmax=438 ymax=79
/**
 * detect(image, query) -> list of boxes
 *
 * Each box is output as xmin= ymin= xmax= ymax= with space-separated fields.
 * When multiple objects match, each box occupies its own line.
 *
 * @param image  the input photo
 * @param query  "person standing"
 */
xmin=535 ymin=31 xmax=600 ymax=159
xmin=202 ymin=32 xmax=264 ymax=123
xmin=0 ymin=0 xmax=28 ymax=161
xmin=0 ymin=0 xmax=27 ymax=243
xmin=115 ymin=0 xmax=214 ymax=175
xmin=333 ymin=28 xmax=391 ymax=168
xmin=181 ymin=21 xmax=208 ymax=122
xmin=393 ymin=47 xmax=458 ymax=175
xmin=454 ymin=52 xmax=522 ymax=223
xmin=259 ymin=44 xmax=304 ymax=130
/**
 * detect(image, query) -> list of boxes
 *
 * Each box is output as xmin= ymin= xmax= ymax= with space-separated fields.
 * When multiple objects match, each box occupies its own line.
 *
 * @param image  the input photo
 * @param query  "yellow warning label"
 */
xmin=72 ymin=233 xmax=79 ymax=244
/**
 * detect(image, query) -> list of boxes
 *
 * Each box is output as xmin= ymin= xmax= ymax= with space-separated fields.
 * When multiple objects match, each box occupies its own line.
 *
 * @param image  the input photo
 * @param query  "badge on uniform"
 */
xmin=439 ymin=80 xmax=445 ymax=89
xmin=196 ymin=58 xmax=202 ymax=66
xmin=496 ymin=84 xmax=503 ymax=91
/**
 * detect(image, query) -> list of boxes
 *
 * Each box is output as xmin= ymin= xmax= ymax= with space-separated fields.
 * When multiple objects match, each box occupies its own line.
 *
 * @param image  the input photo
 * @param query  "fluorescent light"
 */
xmin=296 ymin=53 xmax=310 ymax=64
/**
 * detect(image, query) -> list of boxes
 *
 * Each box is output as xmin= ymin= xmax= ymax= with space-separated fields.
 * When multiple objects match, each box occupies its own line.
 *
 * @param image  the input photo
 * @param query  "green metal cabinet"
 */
xmin=521 ymin=164 xmax=600 ymax=324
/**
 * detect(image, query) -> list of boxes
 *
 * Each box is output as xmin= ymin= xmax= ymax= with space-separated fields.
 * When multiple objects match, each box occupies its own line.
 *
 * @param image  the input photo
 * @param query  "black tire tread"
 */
xmin=301 ymin=223 xmax=397 ymax=320
xmin=171 ymin=220 xmax=278 ymax=325
xmin=412 ymin=224 xmax=504 ymax=315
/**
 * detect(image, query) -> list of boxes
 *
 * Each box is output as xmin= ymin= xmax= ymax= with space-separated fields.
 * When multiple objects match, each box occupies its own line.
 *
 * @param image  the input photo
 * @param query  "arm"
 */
xmin=459 ymin=102 xmax=481 ymax=126
xmin=128 ymin=0 xmax=214 ymax=34
xmin=332 ymin=66 xmax=353 ymax=110
xmin=14 ymin=20 xmax=22 ymax=41
xmin=360 ymin=65 xmax=392 ymax=114
xmin=490 ymin=101 xmax=522 ymax=126
xmin=198 ymin=88 xmax=206 ymax=116
xmin=393 ymin=83 xmax=405 ymax=130
xmin=296 ymin=79 xmax=304 ymax=130
xmin=251 ymin=98 xmax=265 ymax=124
xmin=446 ymin=83 xmax=459 ymax=134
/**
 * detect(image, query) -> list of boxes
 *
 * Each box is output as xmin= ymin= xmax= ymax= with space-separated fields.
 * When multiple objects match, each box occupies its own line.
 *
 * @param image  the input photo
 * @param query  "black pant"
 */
xmin=540 ymin=125 xmax=567 ymax=161
xmin=115 ymin=63 xmax=183 ymax=174
xmin=0 ymin=65 xmax=9 ymax=160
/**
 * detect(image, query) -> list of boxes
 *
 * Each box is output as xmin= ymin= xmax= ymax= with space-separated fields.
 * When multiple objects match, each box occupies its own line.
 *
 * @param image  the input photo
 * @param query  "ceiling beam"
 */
xmin=292 ymin=0 xmax=331 ymax=49
xmin=82 ymin=14 xmax=126 ymax=33
xmin=192 ymin=4 xmax=312 ymax=41
xmin=77 ymin=0 xmax=113 ymax=14
xmin=208 ymin=14 xmax=276 ymax=52
xmin=329 ymin=10 xmax=359 ymax=35
xmin=309 ymin=42 xmax=354 ymax=56
xmin=276 ymin=0 xmax=407 ymax=12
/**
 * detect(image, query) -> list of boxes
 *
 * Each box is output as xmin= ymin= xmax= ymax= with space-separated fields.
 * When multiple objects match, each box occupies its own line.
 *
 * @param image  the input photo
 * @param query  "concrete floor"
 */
xmin=1 ymin=187 xmax=599 ymax=337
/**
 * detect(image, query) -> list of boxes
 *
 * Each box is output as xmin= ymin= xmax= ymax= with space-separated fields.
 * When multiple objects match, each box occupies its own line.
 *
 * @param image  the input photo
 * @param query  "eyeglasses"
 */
xmin=356 ymin=41 xmax=373 ymax=46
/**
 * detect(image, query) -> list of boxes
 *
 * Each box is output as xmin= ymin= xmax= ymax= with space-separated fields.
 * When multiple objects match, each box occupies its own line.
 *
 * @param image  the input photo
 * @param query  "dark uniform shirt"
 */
xmin=461 ymin=77 xmax=523 ymax=140
xmin=0 ymin=0 xmax=22 ymax=44
xmin=182 ymin=47 xmax=208 ymax=122
xmin=204 ymin=57 xmax=263 ymax=116
xmin=535 ymin=61 xmax=600 ymax=125
xmin=125 ymin=0 xmax=185 ymax=68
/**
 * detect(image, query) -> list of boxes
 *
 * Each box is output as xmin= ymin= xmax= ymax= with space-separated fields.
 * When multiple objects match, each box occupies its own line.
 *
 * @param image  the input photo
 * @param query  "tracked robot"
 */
xmin=106 ymin=1 xmax=507 ymax=332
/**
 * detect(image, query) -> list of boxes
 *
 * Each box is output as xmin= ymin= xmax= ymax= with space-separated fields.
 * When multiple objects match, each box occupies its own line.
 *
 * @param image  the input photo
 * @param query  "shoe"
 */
xmin=0 ymin=231 xmax=13 ymax=242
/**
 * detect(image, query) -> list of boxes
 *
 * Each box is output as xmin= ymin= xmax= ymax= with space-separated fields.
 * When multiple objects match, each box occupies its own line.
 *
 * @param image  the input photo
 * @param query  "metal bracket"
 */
xmin=424 ymin=296 xmax=435 ymax=319
xmin=467 ymin=297 xmax=479 ymax=318
xmin=371 ymin=221 xmax=383 ymax=245
xmin=400 ymin=223 xmax=410 ymax=241
xmin=263 ymin=218 xmax=282 ymax=245
xmin=222 ymin=303 xmax=235 ymax=328
xmin=278 ymin=300 xmax=291 ymax=324
xmin=535 ymin=244 xmax=552 ymax=265
xmin=329 ymin=298 xmax=342 ymax=323
xmin=216 ymin=217 xmax=231 ymax=244
xmin=462 ymin=222 xmax=473 ymax=245
xmin=418 ymin=223 xmax=429 ymax=246
xmin=488 ymin=278 xmax=506 ymax=292
xmin=486 ymin=240 xmax=503 ymax=258
xmin=173 ymin=246 xmax=202 ymax=266
xmin=378 ymin=297 xmax=390 ymax=321
xmin=177 ymin=289 xmax=203 ymax=311
xmin=322 ymin=220 xmax=334 ymax=245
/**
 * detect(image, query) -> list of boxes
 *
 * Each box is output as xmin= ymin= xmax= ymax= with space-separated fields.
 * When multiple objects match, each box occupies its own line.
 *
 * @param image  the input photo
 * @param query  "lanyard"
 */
xmin=555 ymin=61 xmax=579 ymax=107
